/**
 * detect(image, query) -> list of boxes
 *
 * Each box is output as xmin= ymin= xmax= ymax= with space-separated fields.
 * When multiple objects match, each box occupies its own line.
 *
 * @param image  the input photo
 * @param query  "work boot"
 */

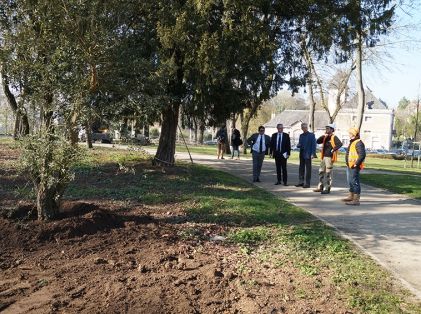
xmin=346 ymin=194 xmax=360 ymax=206
xmin=342 ymin=192 xmax=354 ymax=202
xmin=321 ymin=189 xmax=330 ymax=194
xmin=313 ymin=187 xmax=323 ymax=192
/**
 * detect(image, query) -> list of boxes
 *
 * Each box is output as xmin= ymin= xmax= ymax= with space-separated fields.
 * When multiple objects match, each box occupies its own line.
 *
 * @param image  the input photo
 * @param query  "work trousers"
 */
xmin=317 ymin=157 xmax=333 ymax=191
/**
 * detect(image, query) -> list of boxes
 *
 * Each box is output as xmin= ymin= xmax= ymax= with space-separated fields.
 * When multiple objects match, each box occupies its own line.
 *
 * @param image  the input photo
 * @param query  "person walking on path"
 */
xmin=215 ymin=125 xmax=227 ymax=159
xmin=295 ymin=123 xmax=316 ymax=188
xmin=343 ymin=127 xmax=366 ymax=206
xmin=270 ymin=123 xmax=291 ymax=186
xmin=231 ymin=127 xmax=243 ymax=160
xmin=313 ymin=123 xmax=343 ymax=194
xmin=247 ymin=126 xmax=271 ymax=182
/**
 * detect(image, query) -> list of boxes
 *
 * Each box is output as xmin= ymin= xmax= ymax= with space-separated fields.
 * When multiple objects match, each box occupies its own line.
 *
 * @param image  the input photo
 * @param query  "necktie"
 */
xmin=259 ymin=135 xmax=263 ymax=153
xmin=277 ymin=133 xmax=282 ymax=151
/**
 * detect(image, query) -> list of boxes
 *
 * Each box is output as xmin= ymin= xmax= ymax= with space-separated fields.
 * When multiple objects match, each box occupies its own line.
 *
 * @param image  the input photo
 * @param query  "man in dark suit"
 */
xmin=270 ymin=123 xmax=291 ymax=186
xmin=247 ymin=126 xmax=271 ymax=182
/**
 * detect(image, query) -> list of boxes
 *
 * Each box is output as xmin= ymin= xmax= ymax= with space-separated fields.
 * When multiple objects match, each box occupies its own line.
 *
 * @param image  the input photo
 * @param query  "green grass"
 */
xmin=175 ymin=144 xmax=220 ymax=156
xmin=361 ymin=174 xmax=421 ymax=199
xmin=62 ymin=148 xmax=421 ymax=313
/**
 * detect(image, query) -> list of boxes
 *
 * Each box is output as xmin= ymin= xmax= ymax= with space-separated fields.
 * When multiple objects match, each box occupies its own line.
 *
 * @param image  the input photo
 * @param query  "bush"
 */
xmin=18 ymin=133 xmax=81 ymax=220
xmin=150 ymin=128 xmax=160 ymax=139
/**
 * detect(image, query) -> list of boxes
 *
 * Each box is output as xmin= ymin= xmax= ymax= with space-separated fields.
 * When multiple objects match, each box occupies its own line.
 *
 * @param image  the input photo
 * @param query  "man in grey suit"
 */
xmin=247 ymin=126 xmax=271 ymax=182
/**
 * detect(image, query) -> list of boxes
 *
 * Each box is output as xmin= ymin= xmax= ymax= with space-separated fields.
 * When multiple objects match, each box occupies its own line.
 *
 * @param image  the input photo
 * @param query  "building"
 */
xmin=264 ymin=89 xmax=394 ymax=150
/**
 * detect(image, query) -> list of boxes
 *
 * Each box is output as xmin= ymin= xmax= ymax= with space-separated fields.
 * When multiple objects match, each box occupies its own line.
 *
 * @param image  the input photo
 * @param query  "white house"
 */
xmin=264 ymin=89 xmax=394 ymax=150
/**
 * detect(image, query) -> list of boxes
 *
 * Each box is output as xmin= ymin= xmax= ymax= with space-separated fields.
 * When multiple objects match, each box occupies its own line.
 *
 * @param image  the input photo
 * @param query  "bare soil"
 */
xmin=0 ymin=144 xmax=352 ymax=314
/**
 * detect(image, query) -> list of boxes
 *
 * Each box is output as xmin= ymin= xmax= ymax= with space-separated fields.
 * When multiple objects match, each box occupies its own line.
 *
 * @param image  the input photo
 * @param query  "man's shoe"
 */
xmin=283 ymin=183 xmax=288 ymax=186
xmin=274 ymin=181 xmax=281 ymax=185
xmin=252 ymin=179 xmax=257 ymax=182
xmin=321 ymin=190 xmax=330 ymax=194
xmin=256 ymin=178 xmax=261 ymax=182
xmin=313 ymin=188 xmax=323 ymax=192
xmin=346 ymin=194 xmax=360 ymax=206
xmin=295 ymin=183 xmax=304 ymax=187
xmin=303 ymin=185 xmax=310 ymax=188
xmin=342 ymin=192 xmax=354 ymax=202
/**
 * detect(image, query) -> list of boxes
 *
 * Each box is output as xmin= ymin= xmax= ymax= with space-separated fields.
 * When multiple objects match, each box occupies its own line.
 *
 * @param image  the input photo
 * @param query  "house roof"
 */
xmin=265 ymin=110 xmax=330 ymax=129
xmin=346 ymin=88 xmax=388 ymax=109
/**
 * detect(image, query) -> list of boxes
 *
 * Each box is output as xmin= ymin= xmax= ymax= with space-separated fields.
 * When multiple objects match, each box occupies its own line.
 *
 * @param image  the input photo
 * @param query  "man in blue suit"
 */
xmin=247 ymin=126 xmax=271 ymax=182
xmin=295 ymin=123 xmax=316 ymax=188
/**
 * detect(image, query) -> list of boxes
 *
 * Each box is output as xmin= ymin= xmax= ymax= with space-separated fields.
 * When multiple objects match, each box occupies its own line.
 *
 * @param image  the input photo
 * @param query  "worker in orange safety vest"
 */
xmin=342 ymin=127 xmax=366 ymax=205
xmin=313 ymin=123 xmax=343 ymax=194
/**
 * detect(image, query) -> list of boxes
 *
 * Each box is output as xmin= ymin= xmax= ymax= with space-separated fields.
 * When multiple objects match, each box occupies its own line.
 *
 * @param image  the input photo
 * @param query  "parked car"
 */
xmin=203 ymin=139 xmax=218 ymax=145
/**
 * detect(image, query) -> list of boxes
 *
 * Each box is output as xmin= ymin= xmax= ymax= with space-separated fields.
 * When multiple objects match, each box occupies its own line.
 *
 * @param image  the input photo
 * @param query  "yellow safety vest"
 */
xmin=321 ymin=134 xmax=337 ymax=162
xmin=348 ymin=139 xmax=365 ymax=170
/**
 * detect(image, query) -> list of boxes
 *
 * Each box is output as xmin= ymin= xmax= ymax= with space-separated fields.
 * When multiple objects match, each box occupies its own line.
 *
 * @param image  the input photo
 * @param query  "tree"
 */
xmin=340 ymin=0 xmax=396 ymax=129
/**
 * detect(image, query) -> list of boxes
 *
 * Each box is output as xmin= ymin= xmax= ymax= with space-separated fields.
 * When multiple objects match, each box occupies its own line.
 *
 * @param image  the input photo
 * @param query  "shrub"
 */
xmin=18 ymin=133 xmax=81 ymax=220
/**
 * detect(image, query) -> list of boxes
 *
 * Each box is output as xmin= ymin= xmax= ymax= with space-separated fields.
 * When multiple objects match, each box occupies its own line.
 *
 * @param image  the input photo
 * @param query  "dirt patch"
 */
xmin=0 ymin=143 xmax=352 ymax=313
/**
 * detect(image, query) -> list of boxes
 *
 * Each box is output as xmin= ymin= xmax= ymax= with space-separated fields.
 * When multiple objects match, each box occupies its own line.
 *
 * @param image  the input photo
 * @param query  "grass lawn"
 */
xmin=67 ymin=148 xmax=419 ymax=313
xmin=361 ymin=173 xmax=421 ymax=200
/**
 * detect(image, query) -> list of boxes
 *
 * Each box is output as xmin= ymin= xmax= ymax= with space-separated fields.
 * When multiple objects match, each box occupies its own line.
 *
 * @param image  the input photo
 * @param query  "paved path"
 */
xmin=171 ymin=151 xmax=421 ymax=299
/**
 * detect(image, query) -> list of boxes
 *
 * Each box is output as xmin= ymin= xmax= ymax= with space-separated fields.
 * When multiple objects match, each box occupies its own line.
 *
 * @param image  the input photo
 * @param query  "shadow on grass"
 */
xmin=64 ymin=161 xmax=313 ymax=228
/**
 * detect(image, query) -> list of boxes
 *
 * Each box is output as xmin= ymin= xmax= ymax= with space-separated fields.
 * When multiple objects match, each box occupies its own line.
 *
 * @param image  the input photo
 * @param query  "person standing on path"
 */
xmin=343 ymin=127 xmax=366 ymax=206
xmin=295 ymin=123 xmax=316 ymax=188
xmin=215 ymin=125 xmax=227 ymax=159
xmin=247 ymin=126 xmax=271 ymax=182
xmin=270 ymin=123 xmax=291 ymax=186
xmin=231 ymin=127 xmax=242 ymax=160
xmin=313 ymin=123 xmax=343 ymax=194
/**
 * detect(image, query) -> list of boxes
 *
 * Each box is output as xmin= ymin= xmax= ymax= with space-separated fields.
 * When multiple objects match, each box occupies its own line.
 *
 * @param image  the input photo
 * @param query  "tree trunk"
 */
xmin=69 ymin=111 xmax=79 ymax=146
xmin=36 ymin=184 xmax=60 ymax=220
xmin=144 ymin=124 xmax=150 ymax=138
xmin=85 ymin=119 xmax=93 ymax=149
xmin=307 ymin=80 xmax=316 ymax=132
xmin=193 ymin=118 xmax=198 ymax=143
xmin=198 ymin=120 xmax=205 ymax=144
xmin=355 ymin=32 xmax=365 ymax=130
xmin=154 ymin=103 xmax=180 ymax=166
xmin=240 ymin=111 xmax=250 ymax=154
xmin=240 ymin=104 xmax=259 ymax=154
xmin=2 ymin=72 xmax=30 ymax=138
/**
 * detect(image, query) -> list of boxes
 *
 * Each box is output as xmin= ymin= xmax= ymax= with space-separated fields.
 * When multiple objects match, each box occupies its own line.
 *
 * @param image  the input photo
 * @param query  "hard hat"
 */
xmin=325 ymin=123 xmax=336 ymax=130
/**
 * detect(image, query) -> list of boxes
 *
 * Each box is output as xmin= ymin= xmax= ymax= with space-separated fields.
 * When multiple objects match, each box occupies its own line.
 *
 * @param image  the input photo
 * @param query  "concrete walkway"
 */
xmin=171 ymin=151 xmax=421 ymax=299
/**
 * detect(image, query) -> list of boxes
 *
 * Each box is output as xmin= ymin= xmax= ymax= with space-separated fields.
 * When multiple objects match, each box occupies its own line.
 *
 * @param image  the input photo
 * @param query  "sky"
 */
xmin=364 ymin=3 xmax=421 ymax=108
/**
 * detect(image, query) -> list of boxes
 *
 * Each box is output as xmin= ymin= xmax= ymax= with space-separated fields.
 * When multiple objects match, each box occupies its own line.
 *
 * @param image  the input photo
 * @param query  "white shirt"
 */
xmin=252 ymin=134 xmax=267 ymax=153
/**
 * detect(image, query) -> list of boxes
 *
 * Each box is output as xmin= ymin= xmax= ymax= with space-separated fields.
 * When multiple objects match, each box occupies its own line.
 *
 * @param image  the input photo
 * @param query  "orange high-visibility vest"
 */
xmin=321 ymin=134 xmax=337 ymax=162
xmin=348 ymin=139 xmax=365 ymax=170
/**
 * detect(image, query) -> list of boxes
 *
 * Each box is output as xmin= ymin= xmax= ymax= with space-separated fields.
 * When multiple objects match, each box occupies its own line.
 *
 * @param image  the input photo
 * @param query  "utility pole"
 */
xmin=411 ymin=84 xmax=420 ymax=168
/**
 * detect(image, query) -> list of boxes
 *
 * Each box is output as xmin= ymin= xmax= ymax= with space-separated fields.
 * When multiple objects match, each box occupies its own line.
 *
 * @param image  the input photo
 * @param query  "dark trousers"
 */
xmin=346 ymin=167 xmax=361 ymax=194
xmin=232 ymin=145 xmax=240 ymax=158
xmin=274 ymin=154 xmax=287 ymax=183
xmin=298 ymin=156 xmax=312 ymax=185
xmin=252 ymin=151 xmax=265 ymax=180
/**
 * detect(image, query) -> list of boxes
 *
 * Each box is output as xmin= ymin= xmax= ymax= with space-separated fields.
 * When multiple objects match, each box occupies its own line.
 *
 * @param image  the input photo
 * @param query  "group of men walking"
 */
xmin=246 ymin=122 xmax=366 ymax=206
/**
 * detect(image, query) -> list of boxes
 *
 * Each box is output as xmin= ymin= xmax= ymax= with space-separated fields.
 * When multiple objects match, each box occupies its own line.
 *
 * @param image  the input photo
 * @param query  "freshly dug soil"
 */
xmin=0 ymin=143 xmax=351 ymax=313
